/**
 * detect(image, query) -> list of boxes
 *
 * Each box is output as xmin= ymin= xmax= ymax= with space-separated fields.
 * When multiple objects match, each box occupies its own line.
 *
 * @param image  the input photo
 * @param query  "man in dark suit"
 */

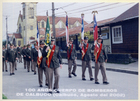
xmin=2 ymin=46 xmax=8 ymax=72
xmin=25 ymin=44 xmax=32 ymax=72
xmin=94 ymin=36 xmax=109 ymax=85
xmin=66 ymin=38 xmax=77 ymax=78
xmin=79 ymin=36 xmax=94 ymax=81
xmin=32 ymin=43 xmax=38 ymax=75
xmin=6 ymin=44 xmax=18 ymax=75
xmin=45 ymin=36 xmax=62 ymax=94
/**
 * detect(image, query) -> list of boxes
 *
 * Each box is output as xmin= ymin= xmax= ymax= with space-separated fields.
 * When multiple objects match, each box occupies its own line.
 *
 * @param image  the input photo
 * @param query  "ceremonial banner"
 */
xmin=66 ymin=14 xmax=69 ymax=45
xmin=37 ymin=22 xmax=42 ymax=67
xmin=93 ymin=14 xmax=99 ymax=63
xmin=67 ymin=44 xmax=73 ymax=60
xmin=81 ymin=14 xmax=84 ymax=41
xmin=36 ymin=22 xmax=40 ymax=46
xmin=46 ymin=45 xmax=56 ymax=68
xmin=45 ymin=11 xmax=51 ymax=45
xmin=82 ymin=43 xmax=89 ymax=60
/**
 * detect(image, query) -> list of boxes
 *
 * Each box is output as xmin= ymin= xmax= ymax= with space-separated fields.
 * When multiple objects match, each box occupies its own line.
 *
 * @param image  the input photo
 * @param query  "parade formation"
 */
xmin=2 ymin=2 xmax=138 ymax=100
xmin=2 ymin=3 xmax=110 ymax=94
xmin=2 ymin=34 xmax=109 ymax=94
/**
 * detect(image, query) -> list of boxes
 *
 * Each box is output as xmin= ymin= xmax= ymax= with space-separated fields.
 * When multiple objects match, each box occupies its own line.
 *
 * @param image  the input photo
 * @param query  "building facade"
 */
xmin=8 ymin=2 xmax=88 ymax=47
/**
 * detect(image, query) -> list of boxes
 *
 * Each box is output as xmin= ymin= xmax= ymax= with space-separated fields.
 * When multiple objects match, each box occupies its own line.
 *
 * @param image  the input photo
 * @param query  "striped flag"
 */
xmin=36 ymin=22 xmax=42 ymax=67
xmin=93 ymin=14 xmax=99 ymax=63
xmin=36 ymin=22 xmax=40 ymax=46
xmin=66 ymin=14 xmax=69 ymax=45
xmin=93 ymin=14 xmax=98 ymax=41
xmin=81 ymin=14 xmax=84 ymax=41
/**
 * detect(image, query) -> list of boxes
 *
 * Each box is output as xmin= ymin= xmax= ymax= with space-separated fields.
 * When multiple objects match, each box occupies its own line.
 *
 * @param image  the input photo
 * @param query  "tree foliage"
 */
xmin=78 ymin=31 xmax=94 ymax=43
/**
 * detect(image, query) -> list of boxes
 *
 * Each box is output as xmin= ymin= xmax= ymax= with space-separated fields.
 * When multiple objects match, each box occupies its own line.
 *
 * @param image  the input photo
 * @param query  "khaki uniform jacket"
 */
xmin=6 ymin=48 xmax=17 ymax=62
xmin=79 ymin=43 xmax=94 ymax=61
xmin=25 ymin=48 xmax=32 ymax=61
xmin=17 ymin=47 xmax=22 ymax=57
xmin=66 ymin=44 xmax=77 ymax=60
xmin=32 ymin=48 xmax=38 ymax=62
xmin=46 ymin=45 xmax=62 ymax=69
xmin=94 ymin=44 xmax=108 ymax=63
xmin=22 ymin=49 xmax=27 ymax=60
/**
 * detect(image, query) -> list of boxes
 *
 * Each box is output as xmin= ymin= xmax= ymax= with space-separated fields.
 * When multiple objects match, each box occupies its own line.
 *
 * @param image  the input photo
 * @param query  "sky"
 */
xmin=2 ymin=2 xmax=137 ymax=40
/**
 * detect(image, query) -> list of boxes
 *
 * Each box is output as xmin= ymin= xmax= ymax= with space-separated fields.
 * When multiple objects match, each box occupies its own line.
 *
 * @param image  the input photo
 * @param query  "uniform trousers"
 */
xmin=14 ymin=61 xmax=17 ymax=69
xmin=37 ymin=67 xmax=48 ymax=86
xmin=33 ymin=61 xmax=37 ymax=73
xmin=47 ymin=67 xmax=60 ymax=90
xmin=23 ymin=58 xmax=27 ymax=69
xmin=3 ymin=61 xmax=7 ymax=71
xmin=95 ymin=62 xmax=107 ymax=82
xmin=82 ymin=60 xmax=93 ymax=79
xmin=18 ymin=56 xmax=22 ymax=63
xmin=68 ymin=59 xmax=77 ymax=76
xmin=27 ymin=61 xmax=31 ymax=72
xmin=9 ymin=62 xmax=15 ymax=74
xmin=31 ymin=61 xmax=34 ymax=71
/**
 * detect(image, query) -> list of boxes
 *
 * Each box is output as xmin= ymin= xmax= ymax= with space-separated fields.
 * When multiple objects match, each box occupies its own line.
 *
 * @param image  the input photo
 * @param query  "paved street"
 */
xmin=63 ymin=59 xmax=138 ymax=74
xmin=3 ymin=61 xmax=138 ymax=100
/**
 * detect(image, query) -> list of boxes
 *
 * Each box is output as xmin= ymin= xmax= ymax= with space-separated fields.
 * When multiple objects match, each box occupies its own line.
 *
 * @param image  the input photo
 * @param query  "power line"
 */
xmin=55 ymin=2 xmax=77 ymax=9
xmin=57 ymin=3 xmax=120 ymax=16
xmin=5 ymin=3 xmax=135 ymax=34
xmin=3 ymin=3 xmax=135 ymax=35
xmin=6 ymin=3 xmax=135 ymax=26
xmin=55 ymin=2 xmax=104 ymax=14
xmin=55 ymin=3 xmax=134 ymax=16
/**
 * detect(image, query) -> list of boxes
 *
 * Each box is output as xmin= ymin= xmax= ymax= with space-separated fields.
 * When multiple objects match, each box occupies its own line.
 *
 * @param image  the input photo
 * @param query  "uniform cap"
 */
xmin=40 ymin=41 xmax=44 ymax=45
xmin=10 ymin=43 xmax=13 ymax=46
xmin=69 ymin=38 xmax=73 ymax=42
xmin=51 ymin=36 xmax=55 ymax=41
xmin=98 ymin=35 xmax=102 ymax=40
xmin=84 ymin=36 xmax=88 ymax=40
xmin=34 ymin=43 xmax=37 ymax=46
xmin=27 ymin=44 xmax=30 ymax=46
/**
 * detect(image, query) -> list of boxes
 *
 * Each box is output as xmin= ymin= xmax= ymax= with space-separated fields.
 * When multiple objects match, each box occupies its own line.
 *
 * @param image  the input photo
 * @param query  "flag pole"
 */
xmin=38 ymin=21 xmax=40 ymax=47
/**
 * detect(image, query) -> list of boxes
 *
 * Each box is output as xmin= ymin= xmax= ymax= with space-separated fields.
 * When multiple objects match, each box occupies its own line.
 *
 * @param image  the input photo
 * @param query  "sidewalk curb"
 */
xmin=62 ymin=62 xmax=138 ymax=75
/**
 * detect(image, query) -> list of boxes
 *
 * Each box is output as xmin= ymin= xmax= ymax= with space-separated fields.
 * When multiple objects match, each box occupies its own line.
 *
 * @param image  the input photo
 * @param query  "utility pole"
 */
xmin=52 ymin=2 xmax=56 ymax=40
xmin=6 ymin=16 xmax=8 ymax=47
